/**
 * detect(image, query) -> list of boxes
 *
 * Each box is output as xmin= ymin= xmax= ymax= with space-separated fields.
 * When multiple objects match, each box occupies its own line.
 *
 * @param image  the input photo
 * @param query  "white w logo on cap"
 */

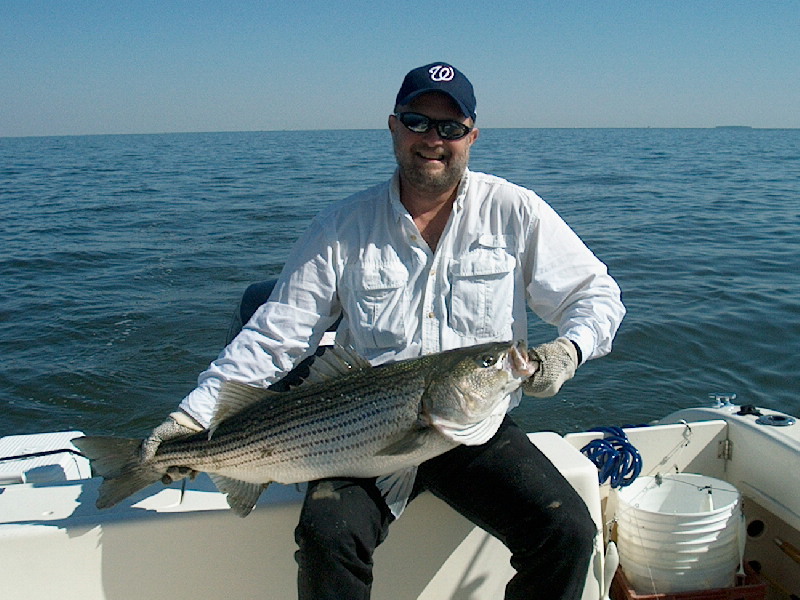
xmin=428 ymin=65 xmax=455 ymax=82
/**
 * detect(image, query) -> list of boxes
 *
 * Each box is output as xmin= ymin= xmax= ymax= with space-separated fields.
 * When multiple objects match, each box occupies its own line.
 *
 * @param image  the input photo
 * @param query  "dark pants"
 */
xmin=295 ymin=417 xmax=596 ymax=600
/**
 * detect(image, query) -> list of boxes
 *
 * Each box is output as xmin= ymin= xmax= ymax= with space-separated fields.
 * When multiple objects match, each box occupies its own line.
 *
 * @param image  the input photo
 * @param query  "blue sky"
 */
xmin=2 ymin=1 xmax=799 ymax=136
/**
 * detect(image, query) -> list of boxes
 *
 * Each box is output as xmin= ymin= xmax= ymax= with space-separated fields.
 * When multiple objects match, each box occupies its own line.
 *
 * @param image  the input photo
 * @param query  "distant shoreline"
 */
xmin=8 ymin=125 xmax=800 ymax=140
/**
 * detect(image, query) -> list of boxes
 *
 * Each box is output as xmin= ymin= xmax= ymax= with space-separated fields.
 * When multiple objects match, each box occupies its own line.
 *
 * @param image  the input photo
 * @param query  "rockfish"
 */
xmin=75 ymin=340 xmax=535 ymax=517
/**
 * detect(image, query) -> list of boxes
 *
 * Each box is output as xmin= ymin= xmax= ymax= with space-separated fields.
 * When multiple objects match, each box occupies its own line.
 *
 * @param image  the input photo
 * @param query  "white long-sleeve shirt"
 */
xmin=180 ymin=169 xmax=625 ymax=431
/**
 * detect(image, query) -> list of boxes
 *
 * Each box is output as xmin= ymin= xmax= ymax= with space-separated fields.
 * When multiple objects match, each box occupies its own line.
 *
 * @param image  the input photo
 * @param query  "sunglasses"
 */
xmin=394 ymin=112 xmax=473 ymax=141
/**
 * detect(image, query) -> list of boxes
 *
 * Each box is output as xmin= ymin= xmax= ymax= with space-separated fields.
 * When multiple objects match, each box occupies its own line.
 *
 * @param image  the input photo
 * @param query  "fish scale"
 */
xmin=74 ymin=340 xmax=535 ymax=516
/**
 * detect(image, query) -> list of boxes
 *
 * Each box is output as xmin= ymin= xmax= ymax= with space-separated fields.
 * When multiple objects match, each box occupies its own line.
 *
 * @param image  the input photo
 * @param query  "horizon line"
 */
xmin=4 ymin=125 xmax=799 ymax=140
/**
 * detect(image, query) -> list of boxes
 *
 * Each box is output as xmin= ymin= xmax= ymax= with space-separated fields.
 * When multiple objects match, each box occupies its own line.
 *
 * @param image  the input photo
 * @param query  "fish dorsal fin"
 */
xmin=303 ymin=344 xmax=371 ymax=384
xmin=210 ymin=381 xmax=278 ymax=436
xmin=208 ymin=473 xmax=269 ymax=518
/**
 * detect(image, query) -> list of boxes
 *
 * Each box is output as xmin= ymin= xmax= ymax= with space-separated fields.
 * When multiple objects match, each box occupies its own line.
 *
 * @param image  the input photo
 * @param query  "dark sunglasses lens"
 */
xmin=397 ymin=113 xmax=470 ymax=140
xmin=399 ymin=113 xmax=431 ymax=132
xmin=437 ymin=121 xmax=470 ymax=140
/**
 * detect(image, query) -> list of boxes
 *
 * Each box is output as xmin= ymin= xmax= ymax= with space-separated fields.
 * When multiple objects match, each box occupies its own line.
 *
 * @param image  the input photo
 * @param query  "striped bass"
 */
xmin=75 ymin=340 xmax=535 ymax=517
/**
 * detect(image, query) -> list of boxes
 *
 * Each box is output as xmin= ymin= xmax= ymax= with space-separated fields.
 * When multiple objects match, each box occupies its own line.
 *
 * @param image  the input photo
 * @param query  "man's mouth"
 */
xmin=415 ymin=150 xmax=446 ymax=162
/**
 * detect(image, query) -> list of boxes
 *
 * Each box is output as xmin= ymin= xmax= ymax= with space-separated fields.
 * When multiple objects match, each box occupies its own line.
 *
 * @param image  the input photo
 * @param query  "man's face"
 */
xmin=389 ymin=93 xmax=479 ymax=197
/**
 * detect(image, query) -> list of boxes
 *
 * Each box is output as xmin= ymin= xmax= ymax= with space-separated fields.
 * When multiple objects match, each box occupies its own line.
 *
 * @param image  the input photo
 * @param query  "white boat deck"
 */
xmin=0 ymin=431 xmax=603 ymax=599
xmin=2 ymin=404 xmax=799 ymax=600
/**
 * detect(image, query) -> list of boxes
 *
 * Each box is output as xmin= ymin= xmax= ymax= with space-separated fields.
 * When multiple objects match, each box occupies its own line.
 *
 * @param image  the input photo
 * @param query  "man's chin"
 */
xmin=401 ymin=166 xmax=463 ymax=195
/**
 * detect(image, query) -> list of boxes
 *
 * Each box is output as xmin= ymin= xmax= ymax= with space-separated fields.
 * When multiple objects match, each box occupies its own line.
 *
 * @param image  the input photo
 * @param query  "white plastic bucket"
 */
xmin=616 ymin=536 xmax=738 ymax=567
xmin=615 ymin=473 xmax=741 ymax=594
xmin=619 ymin=558 xmax=738 ymax=593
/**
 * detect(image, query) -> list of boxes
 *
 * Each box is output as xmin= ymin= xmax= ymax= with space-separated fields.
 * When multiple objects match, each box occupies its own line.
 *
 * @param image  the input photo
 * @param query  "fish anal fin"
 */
xmin=208 ymin=473 xmax=269 ymax=518
xmin=211 ymin=382 xmax=279 ymax=435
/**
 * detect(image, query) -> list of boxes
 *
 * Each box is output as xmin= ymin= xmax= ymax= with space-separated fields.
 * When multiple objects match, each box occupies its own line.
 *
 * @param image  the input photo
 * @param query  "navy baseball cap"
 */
xmin=395 ymin=62 xmax=476 ymax=120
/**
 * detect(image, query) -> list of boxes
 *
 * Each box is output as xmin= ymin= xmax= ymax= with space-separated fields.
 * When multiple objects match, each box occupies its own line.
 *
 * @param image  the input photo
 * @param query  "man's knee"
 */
xmin=511 ymin=496 xmax=597 ymax=569
xmin=560 ymin=502 xmax=597 ymax=557
xmin=546 ymin=496 xmax=596 ymax=553
xmin=505 ymin=503 xmax=596 ymax=599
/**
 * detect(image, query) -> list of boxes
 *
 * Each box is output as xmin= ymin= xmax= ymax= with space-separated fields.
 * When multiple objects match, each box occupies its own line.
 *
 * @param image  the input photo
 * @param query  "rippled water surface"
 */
xmin=1 ymin=128 xmax=798 ymax=437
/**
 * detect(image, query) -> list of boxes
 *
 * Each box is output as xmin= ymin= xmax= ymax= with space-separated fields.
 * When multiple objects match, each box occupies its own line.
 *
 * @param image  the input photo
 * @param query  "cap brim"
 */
xmin=396 ymin=89 xmax=475 ymax=121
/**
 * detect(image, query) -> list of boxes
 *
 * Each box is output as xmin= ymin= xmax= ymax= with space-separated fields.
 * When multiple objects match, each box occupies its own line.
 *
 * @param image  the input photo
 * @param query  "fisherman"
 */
xmin=143 ymin=62 xmax=625 ymax=599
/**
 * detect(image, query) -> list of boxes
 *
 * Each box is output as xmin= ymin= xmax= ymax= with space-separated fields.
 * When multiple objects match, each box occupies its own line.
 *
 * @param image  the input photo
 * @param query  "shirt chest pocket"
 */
xmin=345 ymin=262 xmax=409 ymax=349
xmin=449 ymin=247 xmax=516 ymax=338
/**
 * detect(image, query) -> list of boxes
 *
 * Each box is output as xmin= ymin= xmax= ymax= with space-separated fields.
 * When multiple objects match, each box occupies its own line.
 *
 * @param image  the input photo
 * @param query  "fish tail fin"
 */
xmin=73 ymin=436 xmax=162 ymax=509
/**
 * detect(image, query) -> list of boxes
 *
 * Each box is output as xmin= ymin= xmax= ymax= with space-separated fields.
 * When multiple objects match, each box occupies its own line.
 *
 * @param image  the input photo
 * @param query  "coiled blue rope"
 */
xmin=580 ymin=426 xmax=642 ymax=488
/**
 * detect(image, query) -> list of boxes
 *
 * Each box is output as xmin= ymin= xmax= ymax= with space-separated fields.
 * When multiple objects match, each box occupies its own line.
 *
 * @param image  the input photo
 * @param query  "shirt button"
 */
xmin=428 ymin=312 xmax=435 ymax=319
xmin=410 ymin=234 xmax=418 ymax=241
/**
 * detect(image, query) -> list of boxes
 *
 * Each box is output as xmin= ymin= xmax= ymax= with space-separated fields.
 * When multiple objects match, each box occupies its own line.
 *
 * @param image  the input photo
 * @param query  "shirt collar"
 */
xmin=388 ymin=169 xmax=406 ymax=222
xmin=454 ymin=168 xmax=470 ymax=212
xmin=388 ymin=168 xmax=471 ymax=219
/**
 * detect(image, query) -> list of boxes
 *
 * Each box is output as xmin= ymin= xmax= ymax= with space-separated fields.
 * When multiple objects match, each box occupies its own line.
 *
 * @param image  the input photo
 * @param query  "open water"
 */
xmin=1 ymin=128 xmax=798 ymax=439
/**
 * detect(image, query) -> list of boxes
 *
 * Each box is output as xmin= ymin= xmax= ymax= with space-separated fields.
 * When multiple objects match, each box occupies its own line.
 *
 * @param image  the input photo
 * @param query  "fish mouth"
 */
xmin=507 ymin=340 xmax=538 ymax=378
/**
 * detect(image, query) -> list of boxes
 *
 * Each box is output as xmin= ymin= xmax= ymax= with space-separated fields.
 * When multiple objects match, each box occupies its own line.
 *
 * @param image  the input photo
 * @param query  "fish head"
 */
xmin=424 ymin=340 xmax=537 ymax=426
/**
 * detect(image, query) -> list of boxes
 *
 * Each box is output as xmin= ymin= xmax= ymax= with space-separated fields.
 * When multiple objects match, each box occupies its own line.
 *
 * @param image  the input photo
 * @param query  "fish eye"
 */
xmin=479 ymin=355 xmax=497 ymax=368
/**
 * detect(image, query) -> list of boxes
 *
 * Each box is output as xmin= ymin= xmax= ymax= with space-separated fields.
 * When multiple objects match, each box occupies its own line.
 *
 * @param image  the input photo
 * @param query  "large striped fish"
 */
xmin=74 ymin=340 xmax=535 ymax=517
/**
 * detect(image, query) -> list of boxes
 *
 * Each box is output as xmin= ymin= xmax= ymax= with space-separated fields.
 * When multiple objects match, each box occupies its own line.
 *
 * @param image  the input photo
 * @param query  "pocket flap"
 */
xmin=359 ymin=262 xmax=408 ymax=291
xmin=450 ymin=248 xmax=515 ymax=278
xmin=477 ymin=234 xmax=509 ymax=248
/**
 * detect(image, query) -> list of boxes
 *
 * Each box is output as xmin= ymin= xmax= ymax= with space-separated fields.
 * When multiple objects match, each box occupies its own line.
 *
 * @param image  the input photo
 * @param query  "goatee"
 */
xmin=393 ymin=147 xmax=468 ymax=195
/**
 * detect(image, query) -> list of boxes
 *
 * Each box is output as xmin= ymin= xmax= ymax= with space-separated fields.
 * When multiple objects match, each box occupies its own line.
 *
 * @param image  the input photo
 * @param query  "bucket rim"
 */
xmin=616 ymin=473 xmax=740 ymax=517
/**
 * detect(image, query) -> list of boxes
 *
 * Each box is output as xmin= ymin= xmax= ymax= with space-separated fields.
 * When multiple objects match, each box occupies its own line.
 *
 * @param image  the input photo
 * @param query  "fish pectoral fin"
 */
xmin=375 ymin=427 xmax=433 ymax=456
xmin=303 ymin=344 xmax=372 ymax=384
xmin=208 ymin=473 xmax=269 ymax=518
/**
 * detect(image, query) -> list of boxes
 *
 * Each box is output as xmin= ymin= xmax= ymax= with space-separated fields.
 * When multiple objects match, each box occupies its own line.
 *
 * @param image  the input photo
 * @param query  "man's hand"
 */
xmin=140 ymin=410 xmax=204 ymax=462
xmin=522 ymin=337 xmax=579 ymax=398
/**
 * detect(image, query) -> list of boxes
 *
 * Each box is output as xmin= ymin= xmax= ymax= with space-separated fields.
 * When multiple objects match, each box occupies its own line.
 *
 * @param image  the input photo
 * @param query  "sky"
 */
xmin=2 ymin=1 xmax=799 ymax=137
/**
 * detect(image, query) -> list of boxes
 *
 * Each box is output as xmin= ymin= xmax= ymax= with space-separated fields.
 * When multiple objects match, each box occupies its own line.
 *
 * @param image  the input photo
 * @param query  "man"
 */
xmin=144 ymin=62 xmax=625 ymax=599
